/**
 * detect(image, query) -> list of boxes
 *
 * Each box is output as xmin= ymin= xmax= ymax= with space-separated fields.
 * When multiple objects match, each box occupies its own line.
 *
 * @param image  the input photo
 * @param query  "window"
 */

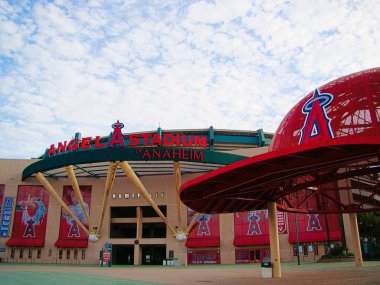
xmin=142 ymin=206 xmax=167 ymax=217
xmin=293 ymin=245 xmax=298 ymax=256
xmin=324 ymin=245 xmax=329 ymax=254
xmin=81 ymin=250 xmax=86 ymax=260
xmin=66 ymin=249 xmax=70 ymax=259
xmin=59 ymin=249 xmax=63 ymax=259
xmin=314 ymin=245 xmax=319 ymax=255
xmin=111 ymin=206 xmax=136 ymax=218
xmin=48 ymin=249 xmax=52 ymax=256
xmin=142 ymin=222 xmax=166 ymax=238
xmin=10 ymin=248 xmax=15 ymax=258
xmin=110 ymin=223 xmax=137 ymax=238
xmin=37 ymin=249 xmax=41 ymax=259
xmin=74 ymin=249 xmax=78 ymax=260
xmin=303 ymin=245 xmax=308 ymax=256
xmin=19 ymin=249 xmax=24 ymax=259
xmin=28 ymin=249 xmax=33 ymax=259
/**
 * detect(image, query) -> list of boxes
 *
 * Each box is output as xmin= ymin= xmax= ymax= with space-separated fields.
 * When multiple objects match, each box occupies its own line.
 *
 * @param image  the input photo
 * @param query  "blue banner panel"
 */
xmin=0 ymin=197 xmax=14 ymax=237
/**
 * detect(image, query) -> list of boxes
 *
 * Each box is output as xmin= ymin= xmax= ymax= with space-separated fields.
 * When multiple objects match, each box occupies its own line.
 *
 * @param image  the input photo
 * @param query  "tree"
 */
xmin=358 ymin=212 xmax=380 ymax=258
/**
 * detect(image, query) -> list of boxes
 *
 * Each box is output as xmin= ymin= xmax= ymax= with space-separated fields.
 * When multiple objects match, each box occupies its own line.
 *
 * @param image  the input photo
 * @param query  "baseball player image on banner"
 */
xmin=55 ymin=185 xmax=91 ymax=248
xmin=185 ymin=207 xmax=220 ymax=247
xmin=6 ymin=185 xmax=49 ymax=247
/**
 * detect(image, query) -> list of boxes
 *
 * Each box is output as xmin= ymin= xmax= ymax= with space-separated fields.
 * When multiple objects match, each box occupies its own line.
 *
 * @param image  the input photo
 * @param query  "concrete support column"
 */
xmin=268 ymin=201 xmax=281 ymax=278
xmin=134 ymin=244 xmax=141 ymax=266
xmin=134 ymin=207 xmax=142 ymax=266
xmin=136 ymin=206 xmax=142 ymax=239
xmin=349 ymin=213 xmax=363 ymax=267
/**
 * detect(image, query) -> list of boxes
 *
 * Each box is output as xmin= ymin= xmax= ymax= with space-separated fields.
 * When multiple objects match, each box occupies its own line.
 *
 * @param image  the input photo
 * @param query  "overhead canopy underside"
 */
xmin=179 ymin=137 xmax=380 ymax=214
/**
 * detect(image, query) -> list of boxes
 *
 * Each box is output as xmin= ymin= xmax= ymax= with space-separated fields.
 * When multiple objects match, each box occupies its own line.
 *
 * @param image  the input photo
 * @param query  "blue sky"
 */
xmin=1 ymin=0 xmax=379 ymax=158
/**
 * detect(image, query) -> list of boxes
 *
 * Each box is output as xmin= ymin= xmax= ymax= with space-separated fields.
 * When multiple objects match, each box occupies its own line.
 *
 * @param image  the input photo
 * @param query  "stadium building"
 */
xmin=1 ymin=67 xmax=380 ymax=267
xmin=0 ymin=125 xmax=353 ymax=265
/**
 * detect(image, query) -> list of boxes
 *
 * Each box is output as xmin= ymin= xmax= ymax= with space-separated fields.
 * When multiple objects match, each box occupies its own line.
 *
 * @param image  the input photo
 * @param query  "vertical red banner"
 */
xmin=288 ymin=212 xmax=341 ymax=243
xmin=55 ymin=186 xmax=91 ymax=248
xmin=277 ymin=211 xmax=287 ymax=234
xmin=234 ymin=210 xmax=287 ymax=246
xmin=6 ymin=185 xmax=49 ymax=247
xmin=185 ymin=208 xmax=220 ymax=247
xmin=233 ymin=210 xmax=270 ymax=245
xmin=287 ymin=187 xmax=341 ymax=243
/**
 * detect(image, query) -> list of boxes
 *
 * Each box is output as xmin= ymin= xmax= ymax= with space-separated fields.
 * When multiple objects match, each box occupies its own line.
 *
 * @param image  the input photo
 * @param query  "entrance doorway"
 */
xmin=236 ymin=248 xmax=270 ymax=263
xmin=112 ymin=245 xmax=134 ymax=265
xmin=141 ymin=245 xmax=166 ymax=265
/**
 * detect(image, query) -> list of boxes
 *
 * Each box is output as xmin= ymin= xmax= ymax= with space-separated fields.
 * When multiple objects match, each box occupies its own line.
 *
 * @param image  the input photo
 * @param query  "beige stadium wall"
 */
xmin=0 ymin=158 xmax=355 ymax=265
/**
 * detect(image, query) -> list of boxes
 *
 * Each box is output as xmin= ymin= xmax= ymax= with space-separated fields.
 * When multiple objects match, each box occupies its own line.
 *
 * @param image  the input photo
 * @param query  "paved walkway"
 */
xmin=1 ymin=261 xmax=380 ymax=284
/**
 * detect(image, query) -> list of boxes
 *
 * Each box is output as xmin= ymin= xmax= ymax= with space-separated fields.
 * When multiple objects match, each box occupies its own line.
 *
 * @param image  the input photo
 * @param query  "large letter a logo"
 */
xmin=197 ymin=214 xmax=211 ymax=236
xmin=247 ymin=211 xmax=262 ymax=236
xmin=306 ymin=214 xmax=322 ymax=231
xmin=299 ymin=89 xmax=334 ymax=145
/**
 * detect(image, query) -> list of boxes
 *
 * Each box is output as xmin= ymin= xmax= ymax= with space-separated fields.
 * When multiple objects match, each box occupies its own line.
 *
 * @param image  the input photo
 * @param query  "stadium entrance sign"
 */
xmin=45 ymin=121 xmax=207 ymax=161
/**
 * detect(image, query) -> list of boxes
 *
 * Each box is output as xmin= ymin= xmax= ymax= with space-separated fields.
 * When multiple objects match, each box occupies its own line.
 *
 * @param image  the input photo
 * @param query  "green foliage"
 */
xmin=330 ymin=246 xmax=343 ymax=257
xmin=358 ymin=212 xmax=380 ymax=245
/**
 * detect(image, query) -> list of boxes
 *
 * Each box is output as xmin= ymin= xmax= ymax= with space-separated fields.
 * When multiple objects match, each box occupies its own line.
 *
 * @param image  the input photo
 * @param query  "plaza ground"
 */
xmin=1 ymin=261 xmax=380 ymax=285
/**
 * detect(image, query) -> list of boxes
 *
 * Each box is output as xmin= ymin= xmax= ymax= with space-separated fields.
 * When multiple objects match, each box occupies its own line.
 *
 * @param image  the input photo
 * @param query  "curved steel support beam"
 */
xmin=184 ymin=212 xmax=200 ymax=235
xmin=66 ymin=165 xmax=92 ymax=231
xmin=35 ymin=172 xmax=89 ymax=235
xmin=119 ymin=161 xmax=177 ymax=236
xmin=96 ymin=162 xmax=118 ymax=237
xmin=173 ymin=161 xmax=183 ymax=232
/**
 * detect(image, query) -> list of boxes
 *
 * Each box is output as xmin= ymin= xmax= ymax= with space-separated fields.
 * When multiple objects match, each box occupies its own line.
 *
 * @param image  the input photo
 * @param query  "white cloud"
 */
xmin=0 ymin=0 xmax=379 ymax=158
xmin=188 ymin=0 xmax=252 ymax=23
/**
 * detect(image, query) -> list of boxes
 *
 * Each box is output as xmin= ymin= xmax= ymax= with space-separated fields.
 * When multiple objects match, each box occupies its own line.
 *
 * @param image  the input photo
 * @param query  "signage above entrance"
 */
xmin=22 ymin=124 xmax=251 ymax=181
xmin=45 ymin=121 xmax=207 ymax=158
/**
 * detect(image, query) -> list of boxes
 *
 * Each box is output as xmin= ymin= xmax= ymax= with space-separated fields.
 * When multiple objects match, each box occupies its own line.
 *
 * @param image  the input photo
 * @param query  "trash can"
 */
xmin=173 ymin=258 xmax=180 ymax=266
xmin=260 ymin=258 xmax=272 ymax=278
xmin=163 ymin=259 xmax=167 ymax=266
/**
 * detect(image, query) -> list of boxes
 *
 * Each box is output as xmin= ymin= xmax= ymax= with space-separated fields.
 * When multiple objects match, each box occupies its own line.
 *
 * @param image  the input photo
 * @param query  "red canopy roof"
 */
xmin=180 ymin=68 xmax=380 ymax=214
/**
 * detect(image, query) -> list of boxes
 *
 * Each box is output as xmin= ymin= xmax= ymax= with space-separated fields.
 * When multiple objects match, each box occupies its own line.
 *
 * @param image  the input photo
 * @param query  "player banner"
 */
xmin=0 ymin=185 xmax=12 ymax=237
xmin=185 ymin=208 xmax=220 ymax=247
xmin=55 ymin=185 xmax=91 ymax=248
xmin=0 ymin=197 xmax=14 ymax=237
xmin=6 ymin=186 xmax=49 ymax=247
xmin=288 ymin=212 xmax=341 ymax=243
xmin=234 ymin=210 xmax=287 ymax=246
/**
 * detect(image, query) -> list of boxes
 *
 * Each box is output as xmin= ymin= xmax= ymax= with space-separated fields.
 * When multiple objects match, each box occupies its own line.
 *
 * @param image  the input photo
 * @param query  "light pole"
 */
xmin=295 ymin=213 xmax=300 ymax=265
